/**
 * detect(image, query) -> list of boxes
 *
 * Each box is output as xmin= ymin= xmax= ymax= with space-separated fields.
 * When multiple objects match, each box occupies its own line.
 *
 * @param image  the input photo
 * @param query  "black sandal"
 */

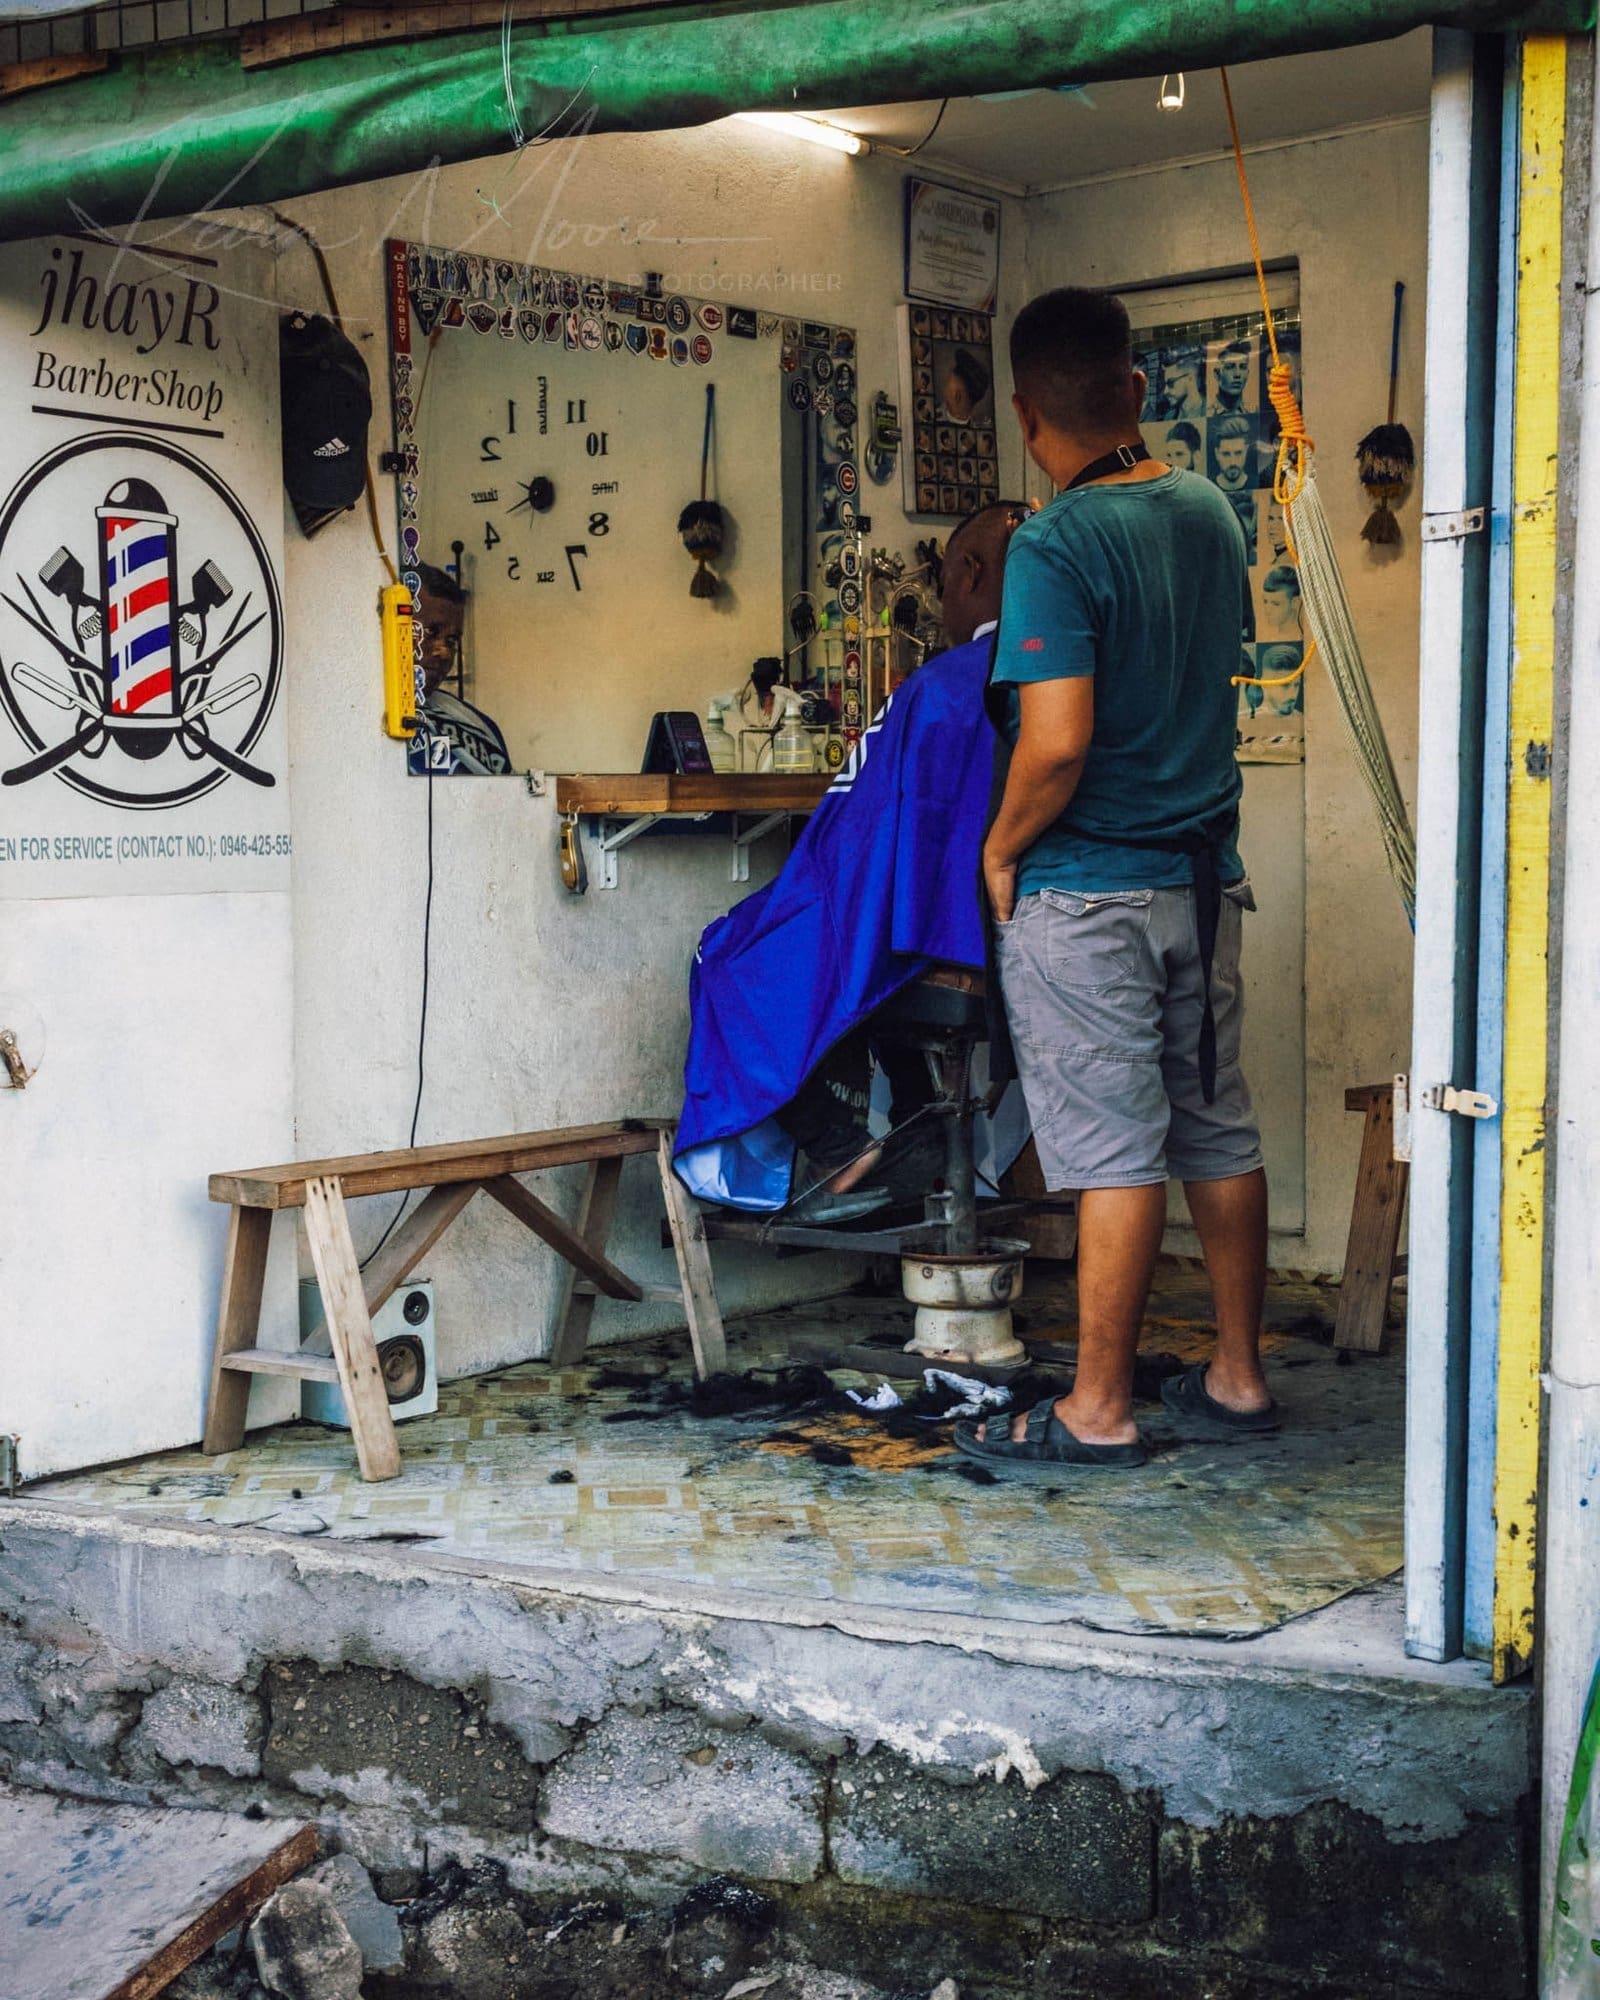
xmin=953 ymin=1397 xmax=1148 ymax=1477
xmin=1159 ymin=1364 xmax=1280 ymax=1435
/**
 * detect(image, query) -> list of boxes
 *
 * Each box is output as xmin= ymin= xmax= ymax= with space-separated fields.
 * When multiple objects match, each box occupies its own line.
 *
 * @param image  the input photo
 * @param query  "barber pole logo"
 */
xmin=99 ymin=482 xmax=177 ymax=752
xmin=0 ymin=435 xmax=281 ymax=808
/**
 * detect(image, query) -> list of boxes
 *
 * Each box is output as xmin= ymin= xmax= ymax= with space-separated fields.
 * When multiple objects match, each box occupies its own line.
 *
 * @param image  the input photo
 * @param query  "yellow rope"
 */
xmin=1219 ymin=65 xmax=1311 ymax=689
xmin=1218 ymin=68 xmax=1312 ymax=511
xmin=1236 ymin=638 xmax=1317 ymax=691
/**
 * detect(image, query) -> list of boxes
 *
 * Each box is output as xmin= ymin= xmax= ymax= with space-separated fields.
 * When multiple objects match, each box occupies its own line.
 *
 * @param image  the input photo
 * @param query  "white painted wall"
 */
xmin=0 ymin=227 xmax=300 ymax=1480
xmin=269 ymin=127 xmax=1029 ymax=1381
xmin=1025 ymin=118 xmax=1429 ymax=1271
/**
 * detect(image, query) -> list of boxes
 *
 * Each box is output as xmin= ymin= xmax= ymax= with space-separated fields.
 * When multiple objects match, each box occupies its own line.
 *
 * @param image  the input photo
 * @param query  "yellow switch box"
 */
xmin=380 ymin=582 xmax=419 ymax=738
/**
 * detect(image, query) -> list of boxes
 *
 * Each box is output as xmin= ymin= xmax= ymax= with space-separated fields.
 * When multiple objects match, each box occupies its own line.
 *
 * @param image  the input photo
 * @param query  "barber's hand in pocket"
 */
xmin=983 ymin=846 xmax=1017 ymax=926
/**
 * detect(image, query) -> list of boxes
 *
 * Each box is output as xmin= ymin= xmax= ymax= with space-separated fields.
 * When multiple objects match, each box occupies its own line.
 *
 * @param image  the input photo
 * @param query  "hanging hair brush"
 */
xmin=678 ymin=383 xmax=725 ymax=598
xmin=1356 ymin=281 xmax=1416 ymax=547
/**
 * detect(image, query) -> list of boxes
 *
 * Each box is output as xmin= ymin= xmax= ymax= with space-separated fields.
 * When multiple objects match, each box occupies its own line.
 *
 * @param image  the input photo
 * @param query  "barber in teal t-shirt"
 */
xmin=957 ymin=287 xmax=1275 ymax=1481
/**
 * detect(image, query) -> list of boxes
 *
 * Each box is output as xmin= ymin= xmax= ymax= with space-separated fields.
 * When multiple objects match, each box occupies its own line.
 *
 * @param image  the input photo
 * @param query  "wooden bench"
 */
xmin=1333 ymin=1084 xmax=1410 ymax=1353
xmin=203 ymin=1120 xmax=724 ymax=1482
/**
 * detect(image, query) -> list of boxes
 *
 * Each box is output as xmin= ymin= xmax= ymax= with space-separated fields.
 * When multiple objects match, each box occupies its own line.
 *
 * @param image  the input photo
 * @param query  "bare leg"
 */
xmin=981 ymin=1182 xmax=1167 ymax=1448
xmin=1183 ymin=1167 xmax=1270 ymax=1413
xmin=821 ymin=1142 xmax=884 ymax=1195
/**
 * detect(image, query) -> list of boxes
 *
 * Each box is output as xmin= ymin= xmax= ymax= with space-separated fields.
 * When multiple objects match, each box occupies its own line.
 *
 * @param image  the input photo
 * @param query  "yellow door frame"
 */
xmin=1493 ymin=30 xmax=1567 ymax=1685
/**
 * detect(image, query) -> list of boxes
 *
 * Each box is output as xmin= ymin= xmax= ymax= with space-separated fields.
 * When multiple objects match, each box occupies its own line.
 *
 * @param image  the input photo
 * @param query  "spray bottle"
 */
xmin=772 ymin=687 xmax=817 ymax=773
xmin=704 ymin=693 xmax=737 ymax=773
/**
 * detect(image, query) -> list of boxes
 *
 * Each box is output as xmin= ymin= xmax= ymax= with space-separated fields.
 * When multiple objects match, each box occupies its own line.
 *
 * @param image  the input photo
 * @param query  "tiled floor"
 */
xmin=35 ymin=1262 xmax=1404 ymax=1640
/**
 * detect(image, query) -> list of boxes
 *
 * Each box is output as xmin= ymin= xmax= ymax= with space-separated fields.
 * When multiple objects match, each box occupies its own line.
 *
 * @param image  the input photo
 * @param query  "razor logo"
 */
xmin=0 ymin=434 xmax=282 ymax=808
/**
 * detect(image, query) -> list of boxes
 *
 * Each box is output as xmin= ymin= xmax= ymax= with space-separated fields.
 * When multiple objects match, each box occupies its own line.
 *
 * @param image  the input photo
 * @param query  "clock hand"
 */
xmin=507 ymin=476 xmax=555 ymax=519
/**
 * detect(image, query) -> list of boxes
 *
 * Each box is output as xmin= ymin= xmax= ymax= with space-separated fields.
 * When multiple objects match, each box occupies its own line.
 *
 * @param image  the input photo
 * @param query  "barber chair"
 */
xmin=872 ymin=963 xmax=989 ymax=1257
xmin=696 ymin=964 xmax=1047 ymax=1364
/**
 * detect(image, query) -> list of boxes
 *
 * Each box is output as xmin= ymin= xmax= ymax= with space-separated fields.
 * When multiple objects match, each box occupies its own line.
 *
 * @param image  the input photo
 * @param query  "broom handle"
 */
xmin=701 ymin=383 xmax=715 ymax=504
xmin=1386 ymin=281 xmax=1404 ymax=428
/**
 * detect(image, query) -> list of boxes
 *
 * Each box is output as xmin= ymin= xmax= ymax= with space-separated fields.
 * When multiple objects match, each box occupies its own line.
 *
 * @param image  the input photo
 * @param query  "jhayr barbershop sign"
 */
xmin=0 ymin=231 xmax=289 ymax=898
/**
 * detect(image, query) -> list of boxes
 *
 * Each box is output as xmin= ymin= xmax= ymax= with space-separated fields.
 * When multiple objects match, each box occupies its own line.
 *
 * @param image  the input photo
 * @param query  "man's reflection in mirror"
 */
xmin=408 ymin=562 xmax=514 ymax=776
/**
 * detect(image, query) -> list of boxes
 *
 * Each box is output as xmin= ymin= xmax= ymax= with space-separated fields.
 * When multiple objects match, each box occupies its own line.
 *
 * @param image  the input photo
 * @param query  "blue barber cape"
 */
xmin=675 ymin=635 xmax=995 ymax=1209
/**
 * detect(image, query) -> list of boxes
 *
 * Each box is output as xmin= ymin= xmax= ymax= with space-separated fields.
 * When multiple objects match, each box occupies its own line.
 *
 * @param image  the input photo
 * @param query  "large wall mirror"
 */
xmin=386 ymin=240 xmax=864 ymax=775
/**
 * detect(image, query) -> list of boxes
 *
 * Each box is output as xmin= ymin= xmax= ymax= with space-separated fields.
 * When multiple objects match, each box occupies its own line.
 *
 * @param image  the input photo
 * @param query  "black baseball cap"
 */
xmin=279 ymin=310 xmax=372 ymax=533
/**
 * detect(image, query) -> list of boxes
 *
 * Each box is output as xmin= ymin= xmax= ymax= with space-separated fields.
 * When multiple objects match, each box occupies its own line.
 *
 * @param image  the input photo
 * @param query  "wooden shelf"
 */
xmin=554 ymin=773 xmax=831 ymax=817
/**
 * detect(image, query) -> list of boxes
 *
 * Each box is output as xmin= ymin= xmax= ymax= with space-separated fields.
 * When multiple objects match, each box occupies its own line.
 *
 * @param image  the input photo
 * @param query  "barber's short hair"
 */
xmin=1166 ymin=421 xmax=1202 ymax=453
xmin=1262 ymin=564 xmax=1300 ymax=595
xmin=1218 ymin=339 xmax=1253 ymax=361
xmin=415 ymin=562 xmax=466 ymax=603
xmin=1257 ymin=643 xmax=1303 ymax=676
xmin=1213 ymin=413 xmax=1254 ymax=442
xmin=1009 ymin=287 xmax=1136 ymax=435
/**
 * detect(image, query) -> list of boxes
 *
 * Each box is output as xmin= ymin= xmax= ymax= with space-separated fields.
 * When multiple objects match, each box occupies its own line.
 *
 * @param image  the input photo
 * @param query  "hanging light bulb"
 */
xmin=1158 ymin=73 xmax=1186 ymax=112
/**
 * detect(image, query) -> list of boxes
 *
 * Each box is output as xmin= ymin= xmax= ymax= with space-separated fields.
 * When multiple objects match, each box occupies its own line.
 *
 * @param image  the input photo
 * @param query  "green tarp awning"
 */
xmin=0 ymin=0 xmax=1591 ymax=242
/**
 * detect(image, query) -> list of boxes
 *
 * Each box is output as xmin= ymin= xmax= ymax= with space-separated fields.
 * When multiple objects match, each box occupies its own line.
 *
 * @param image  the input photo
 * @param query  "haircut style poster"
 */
xmin=897 ymin=304 xmax=1001 ymax=519
xmin=1133 ymin=308 xmax=1305 ymax=765
xmin=0 ymin=230 xmax=288 ymax=897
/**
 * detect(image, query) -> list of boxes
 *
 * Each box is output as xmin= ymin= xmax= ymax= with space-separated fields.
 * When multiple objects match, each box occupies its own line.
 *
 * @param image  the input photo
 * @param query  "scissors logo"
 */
xmin=0 ymin=434 xmax=282 ymax=808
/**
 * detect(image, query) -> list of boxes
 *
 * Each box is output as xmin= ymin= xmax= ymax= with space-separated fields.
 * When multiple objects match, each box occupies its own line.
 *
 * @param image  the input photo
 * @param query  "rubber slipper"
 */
xmin=1159 ymin=1363 xmax=1280 ymax=1435
xmin=953 ymin=1396 xmax=1148 ymax=1477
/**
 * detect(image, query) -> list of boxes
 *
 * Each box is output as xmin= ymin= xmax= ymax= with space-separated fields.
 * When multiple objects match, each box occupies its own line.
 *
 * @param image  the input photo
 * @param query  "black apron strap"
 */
xmin=1185 ymin=827 xmax=1227 ymax=1107
xmin=981 ymin=628 xmax=1018 ymax=1090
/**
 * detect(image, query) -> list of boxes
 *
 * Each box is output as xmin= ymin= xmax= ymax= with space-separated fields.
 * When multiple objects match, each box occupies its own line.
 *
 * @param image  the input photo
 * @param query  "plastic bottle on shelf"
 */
xmin=704 ymin=695 xmax=737 ymax=773
xmin=772 ymin=688 xmax=817 ymax=773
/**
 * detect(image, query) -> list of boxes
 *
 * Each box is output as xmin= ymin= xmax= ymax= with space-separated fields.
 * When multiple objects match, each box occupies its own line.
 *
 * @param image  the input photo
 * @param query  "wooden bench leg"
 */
xmin=303 ymin=1175 xmax=402 ymax=1482
xmin=1334 ymin=1086 xmax=1411 ymax=1354
xmin=203 ymin=1206 xmax=273 ymax=1456
xmin=549 ymin=1155 xmax=625 ymax=1368
xmin=657 ymin=1131 xmax=727 ymax=1379
xmin=301 ymin=1180 xmax=480 ymax=1359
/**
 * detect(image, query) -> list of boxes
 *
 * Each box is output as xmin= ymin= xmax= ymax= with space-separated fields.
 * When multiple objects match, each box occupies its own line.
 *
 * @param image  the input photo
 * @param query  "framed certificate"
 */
xmin=903 ymin=177 xmax=1001 ymax=314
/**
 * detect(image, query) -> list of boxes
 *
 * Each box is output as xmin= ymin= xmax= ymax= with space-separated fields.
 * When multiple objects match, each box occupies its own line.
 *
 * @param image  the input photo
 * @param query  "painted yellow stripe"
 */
xmin=1494 ymin=33 xmax=1566 ymax=1686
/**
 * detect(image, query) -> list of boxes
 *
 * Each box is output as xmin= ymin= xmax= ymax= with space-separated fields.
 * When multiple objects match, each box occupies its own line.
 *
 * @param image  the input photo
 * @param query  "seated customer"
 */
xmin=407 ymin=564 xmax=513 ymax=775
xmin=675 ymin=502 xmax=1023 ymax=1212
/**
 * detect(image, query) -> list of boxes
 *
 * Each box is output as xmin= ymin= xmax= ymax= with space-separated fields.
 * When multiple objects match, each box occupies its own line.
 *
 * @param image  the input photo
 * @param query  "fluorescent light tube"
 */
xmin=735 ymin=112 xmax=869 ymax=156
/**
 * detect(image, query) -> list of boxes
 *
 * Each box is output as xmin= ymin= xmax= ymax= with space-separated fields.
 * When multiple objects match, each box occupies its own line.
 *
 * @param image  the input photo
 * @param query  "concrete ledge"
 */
xmin=0 ymin=1498 xmax=1535 ymax=1996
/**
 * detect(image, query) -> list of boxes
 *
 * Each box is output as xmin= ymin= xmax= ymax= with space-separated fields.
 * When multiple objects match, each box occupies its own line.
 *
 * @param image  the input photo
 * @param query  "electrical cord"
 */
xmin=879 ymin=98 xmax=950 ymax=159
xmin=360 ymin=759 xmax=435 ymax=1270
xmin=268 ymin=204 xmax=435 ymax=1264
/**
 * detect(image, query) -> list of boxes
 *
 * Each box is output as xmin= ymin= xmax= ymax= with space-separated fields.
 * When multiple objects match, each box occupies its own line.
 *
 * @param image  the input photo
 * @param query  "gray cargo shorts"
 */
xmin=995 ymin=880 xmax=1263 ymax=1191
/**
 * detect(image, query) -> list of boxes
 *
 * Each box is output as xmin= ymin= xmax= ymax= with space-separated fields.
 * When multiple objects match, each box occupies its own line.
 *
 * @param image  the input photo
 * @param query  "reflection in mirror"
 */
xmin=386 ymin=240 xmax=862 ymax=775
